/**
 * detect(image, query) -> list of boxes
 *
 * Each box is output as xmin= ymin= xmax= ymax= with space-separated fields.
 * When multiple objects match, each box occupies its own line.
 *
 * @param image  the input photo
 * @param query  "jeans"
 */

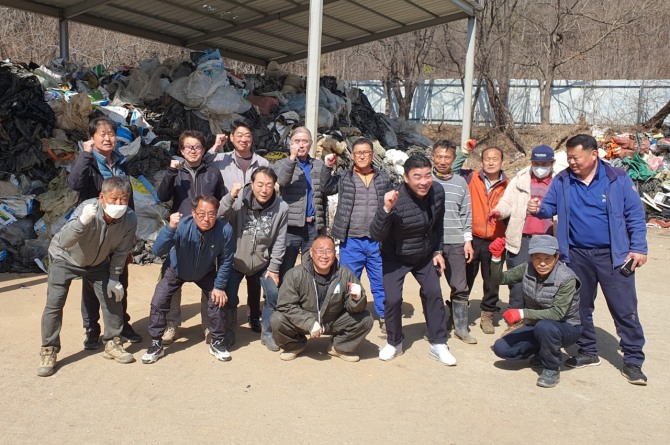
xmin=224 ymin=267 xmax=279 ymax=310
xmin=339 ymin=237 xmax=385 ymax=318
xmin=493 ymin=320 xmax=582 ymax=370
xmin=280 ymin=222 xmax=318 ymax=280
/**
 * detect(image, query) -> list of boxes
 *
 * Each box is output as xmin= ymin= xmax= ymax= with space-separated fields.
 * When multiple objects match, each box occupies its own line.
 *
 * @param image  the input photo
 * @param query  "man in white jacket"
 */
xmin=490 ymin=145 xmax=556 ymax=335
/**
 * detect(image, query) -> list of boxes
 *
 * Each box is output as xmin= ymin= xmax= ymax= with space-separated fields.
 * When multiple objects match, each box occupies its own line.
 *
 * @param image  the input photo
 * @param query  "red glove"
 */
xmin=489 ymin=237 xmax=506 ymax=258
xmin=503 ymin=309 xmax=524 ymax=325
xmin=465 ymin=139 xmax=477 ymax=151
xmin=488 ymin=210 xmax=500 ymax=221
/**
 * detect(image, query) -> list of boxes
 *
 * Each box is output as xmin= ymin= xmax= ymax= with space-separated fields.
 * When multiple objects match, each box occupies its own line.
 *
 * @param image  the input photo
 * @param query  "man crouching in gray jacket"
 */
xmin=38 ymin=177 xmax=137 ymax=377
xmin=271 ymin=235 xmax=373 ymax=362
xmin=219 ymin=167 xmax=289 ymax=352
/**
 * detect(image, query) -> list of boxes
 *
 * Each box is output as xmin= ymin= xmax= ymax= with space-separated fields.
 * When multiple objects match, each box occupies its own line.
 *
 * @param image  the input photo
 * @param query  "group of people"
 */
xmin=37 ymin=119 xmax=649 ymax=388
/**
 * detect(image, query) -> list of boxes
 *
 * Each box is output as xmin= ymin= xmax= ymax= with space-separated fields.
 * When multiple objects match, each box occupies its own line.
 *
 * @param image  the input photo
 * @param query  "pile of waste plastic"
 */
xmin=0 ymin=50 xmax=432 ymax=272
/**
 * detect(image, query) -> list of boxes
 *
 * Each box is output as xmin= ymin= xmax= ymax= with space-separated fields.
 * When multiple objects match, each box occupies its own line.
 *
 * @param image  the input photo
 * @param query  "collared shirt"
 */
xmin=298 ymin=158 xmax=314 ymax=217
xmin=522 ymin=174 xmax=553 ymax=235
xmin=568 ymin=163 xmax=610 ymax=248
xmin=484 ymin=174 xmax=502 ymax=194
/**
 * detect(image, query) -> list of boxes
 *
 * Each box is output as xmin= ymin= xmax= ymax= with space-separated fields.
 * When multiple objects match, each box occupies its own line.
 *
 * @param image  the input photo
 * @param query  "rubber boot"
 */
xmin=453 ymin=301 xmax=477 ymax=344
xmin=260 ymin=307 xmax=279 ymax=352
xmin=445 ymin=300 xmax=454 ymax=332
xmin=223 ymin=307 xmax=237 ymax=349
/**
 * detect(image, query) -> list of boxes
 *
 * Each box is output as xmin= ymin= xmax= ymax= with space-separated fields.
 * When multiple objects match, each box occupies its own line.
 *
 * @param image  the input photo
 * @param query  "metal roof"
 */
xmin=0 ymin=0 xmax=479 ymax=66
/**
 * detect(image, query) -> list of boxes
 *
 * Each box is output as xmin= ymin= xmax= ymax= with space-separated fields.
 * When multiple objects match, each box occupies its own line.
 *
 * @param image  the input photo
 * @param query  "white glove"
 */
xmin=107 ymin=279 xmax=125 ymax=303
xmin=310 ymin=321 xmax=322 ymax=338
xmin=80 ymin=203 xmax=98 ymax=225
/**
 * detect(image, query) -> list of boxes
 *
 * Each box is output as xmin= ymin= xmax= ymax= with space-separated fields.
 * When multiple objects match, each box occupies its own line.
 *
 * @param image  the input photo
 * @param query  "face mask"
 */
xmin=532 ymin=166 xmax=551 ymax=178
xmin=103 ymin=203 xmax=128 ymax=219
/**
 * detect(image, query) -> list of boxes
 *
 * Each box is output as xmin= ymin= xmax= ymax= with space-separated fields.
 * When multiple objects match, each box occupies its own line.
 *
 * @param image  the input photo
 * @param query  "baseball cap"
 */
xmin=528 ymin=235 xmax=559 ymax=255
xmin=530 ymin=145 xmax=554 ymax=162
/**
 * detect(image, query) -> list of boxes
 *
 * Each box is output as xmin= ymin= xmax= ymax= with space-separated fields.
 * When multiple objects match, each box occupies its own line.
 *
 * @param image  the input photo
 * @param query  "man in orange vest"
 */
xmin=458 ymin=147 xmax=509 ymax=334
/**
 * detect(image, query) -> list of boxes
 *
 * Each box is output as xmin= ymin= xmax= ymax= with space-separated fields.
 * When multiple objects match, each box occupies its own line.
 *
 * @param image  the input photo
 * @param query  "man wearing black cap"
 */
xmin=488 ymin=235 xmax=581 ymax=388
xmin=490 ymin=145 xmax=556 ymax=335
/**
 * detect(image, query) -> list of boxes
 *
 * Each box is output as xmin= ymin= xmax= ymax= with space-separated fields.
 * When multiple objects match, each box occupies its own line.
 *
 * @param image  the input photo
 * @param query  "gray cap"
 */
xmin=528 ymin=235 xmax=559 ymax=255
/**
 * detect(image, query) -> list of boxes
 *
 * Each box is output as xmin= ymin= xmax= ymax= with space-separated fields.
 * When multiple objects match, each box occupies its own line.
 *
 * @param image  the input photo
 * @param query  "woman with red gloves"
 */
xmin=488 ymin=235 xmax=582 ymax=388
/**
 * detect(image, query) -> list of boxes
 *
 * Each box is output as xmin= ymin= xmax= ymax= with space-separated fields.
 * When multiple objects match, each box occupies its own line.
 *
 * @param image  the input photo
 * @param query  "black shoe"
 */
xmin=248 ymin=317 xmax=262 ymax=333
xmin=537 ymin=369 xmax=560 ymax=388
xmin=621 ymin=364 xmax=647 ymax=386
xmin=529 ymin=354 xmax=543 ymax=369
xmin=84 ymin=328 xmax=100 ymax=350
xmin=565 ymin=353 xmax=601 ymax=368
xmin=141 ymin=339 xmax=164 ymax=364
xmin=121 ymin=324 xmax=143 ymax=343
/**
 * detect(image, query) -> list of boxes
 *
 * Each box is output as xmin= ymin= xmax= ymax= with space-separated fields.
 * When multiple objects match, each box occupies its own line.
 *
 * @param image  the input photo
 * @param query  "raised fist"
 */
xmin=383 ymin=190 xmax=400 ymax=213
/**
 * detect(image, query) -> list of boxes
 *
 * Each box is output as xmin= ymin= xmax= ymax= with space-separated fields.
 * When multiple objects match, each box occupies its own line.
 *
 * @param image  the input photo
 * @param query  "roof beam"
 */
xmin=274 ymin=11 xmax=470 ymax=64
xmin=186 ymin=0 xmax=340 ymax=46
xmin=0 ymin=0 xmax=61 ymax=17
xmin=63 ymin=0 xmax=113 ymax=19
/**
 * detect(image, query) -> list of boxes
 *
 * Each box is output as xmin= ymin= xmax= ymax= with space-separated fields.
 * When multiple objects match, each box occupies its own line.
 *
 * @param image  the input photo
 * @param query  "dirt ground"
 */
xmin=1 ymin=230 xmax=669 ymax=444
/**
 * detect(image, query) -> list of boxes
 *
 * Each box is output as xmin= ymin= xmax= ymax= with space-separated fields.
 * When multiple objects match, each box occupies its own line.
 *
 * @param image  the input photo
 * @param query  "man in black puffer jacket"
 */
xmin=370 ymin=154 xmax=456 ymax=366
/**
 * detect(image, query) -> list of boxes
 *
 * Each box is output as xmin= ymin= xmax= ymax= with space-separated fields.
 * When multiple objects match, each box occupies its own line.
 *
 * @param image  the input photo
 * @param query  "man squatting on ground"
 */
xmin=528 ymin=134 xmax=649 ymax=385
xmin=141 ymin=195 xmax=235 ymax=364
xmin=431 ymin=139 xmax=477 ymax=344
xmin=219 ymin=167 xmax=289 ymax=352
xmin=320 ymin=137 xmax=392 ymax=334
xmin=490 ymin=235 xmax=581 ymax=388
xmin=156 ymin=130 xmax=227 ymax=345
xmin=271 ymin=235 xmax=373 ymax=362
xmin=211 ymin=122 xmax=269 ymax=334
xmin=490 ymin=144 xmax=556 ymax=336
xmin=371 ymin=154 xmax=457 ymax=366
xmin=38 ymin=177 xmax=138 ymax=377
xmin=67 ymin=116 xmax=142 ymax=347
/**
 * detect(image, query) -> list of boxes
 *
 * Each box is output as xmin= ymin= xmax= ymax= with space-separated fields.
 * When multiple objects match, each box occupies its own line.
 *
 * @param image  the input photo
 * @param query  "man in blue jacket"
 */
xmin=141 ymin=195 xmax=235 ymax=364
xmin=528 ymin=134 xmax=648 ymax=385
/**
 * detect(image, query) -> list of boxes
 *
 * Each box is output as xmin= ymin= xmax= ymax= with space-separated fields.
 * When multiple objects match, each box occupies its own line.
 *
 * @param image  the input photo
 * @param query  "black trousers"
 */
xmin=466 ymin=236 xmax=501 ymax=312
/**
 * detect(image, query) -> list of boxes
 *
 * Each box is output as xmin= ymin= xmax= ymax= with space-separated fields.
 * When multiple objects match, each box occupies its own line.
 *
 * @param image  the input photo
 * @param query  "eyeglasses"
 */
xmin=352 ymin=151 xmax=372 ymax=158
xmin=195 ymin=212 xmax=217 ymax=219
xmin=313 ymin=249 xmax=336 ymax=257
xmin=183 ymin=145 xmax=204 ymax=152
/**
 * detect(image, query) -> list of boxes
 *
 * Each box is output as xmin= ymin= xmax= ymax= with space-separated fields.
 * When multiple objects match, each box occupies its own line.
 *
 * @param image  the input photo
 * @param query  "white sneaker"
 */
xmin=379 ymin=343 xmax=403 ymax=361
xmin=429 ymin=343 xmax=456 ymax=366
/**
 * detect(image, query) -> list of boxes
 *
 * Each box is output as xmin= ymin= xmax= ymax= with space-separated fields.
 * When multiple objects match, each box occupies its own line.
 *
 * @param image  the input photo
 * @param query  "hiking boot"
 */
xmin=500 ymin=320 xmax=524 ymax=338
xmin=429 ymin=343 xmax=457 ymax=366
xmin=565 ymin=353 xmax=601 ymax=369
xmin=379 ymin=343 xmax=403 ymax=361
xmin=37 ymin=347 xmax=57 ymax=377
xmin=279 ymin=345 xmax=306 ymax=361
xmin=327 ymin=343 xmax=360 ymax=362
xmin=529 ymin=354 xmax=543 ymax=369
xmin=103 ymin=337 xmax=135 ymax=364
xmin=162 ymin=323 xmax=179 ymax=345
xmin=142 ymin=339 xmax=165 ymax=364
xmin=537 ymin=369 xmax=560 ymax=388
xmin=621 ymin=364 xmax=647 ymax=386
xmin=121 ymin=323 xmax=142 ymax=343
xmin=209 ymin=339 xmax=232 ymax=362
xmin=83 ymin=328 xmax=101 ymax=350
xmin=480 ymin=311 xmax=495 ymax=334
xmin=248 ymin=317 xmax=262 ymax=333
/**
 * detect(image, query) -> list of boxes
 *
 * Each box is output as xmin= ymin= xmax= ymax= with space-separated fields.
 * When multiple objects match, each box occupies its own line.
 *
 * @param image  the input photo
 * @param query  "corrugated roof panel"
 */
xmin=0 ymin=0 xmax=478 ymax=65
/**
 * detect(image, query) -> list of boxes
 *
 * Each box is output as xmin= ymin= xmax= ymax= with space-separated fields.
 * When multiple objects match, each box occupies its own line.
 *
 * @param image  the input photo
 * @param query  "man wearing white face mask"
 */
xmin=489 ymin=145 xmax=556 ymax=334
xmin=38 ymin=177 xmax=138 ymax=377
